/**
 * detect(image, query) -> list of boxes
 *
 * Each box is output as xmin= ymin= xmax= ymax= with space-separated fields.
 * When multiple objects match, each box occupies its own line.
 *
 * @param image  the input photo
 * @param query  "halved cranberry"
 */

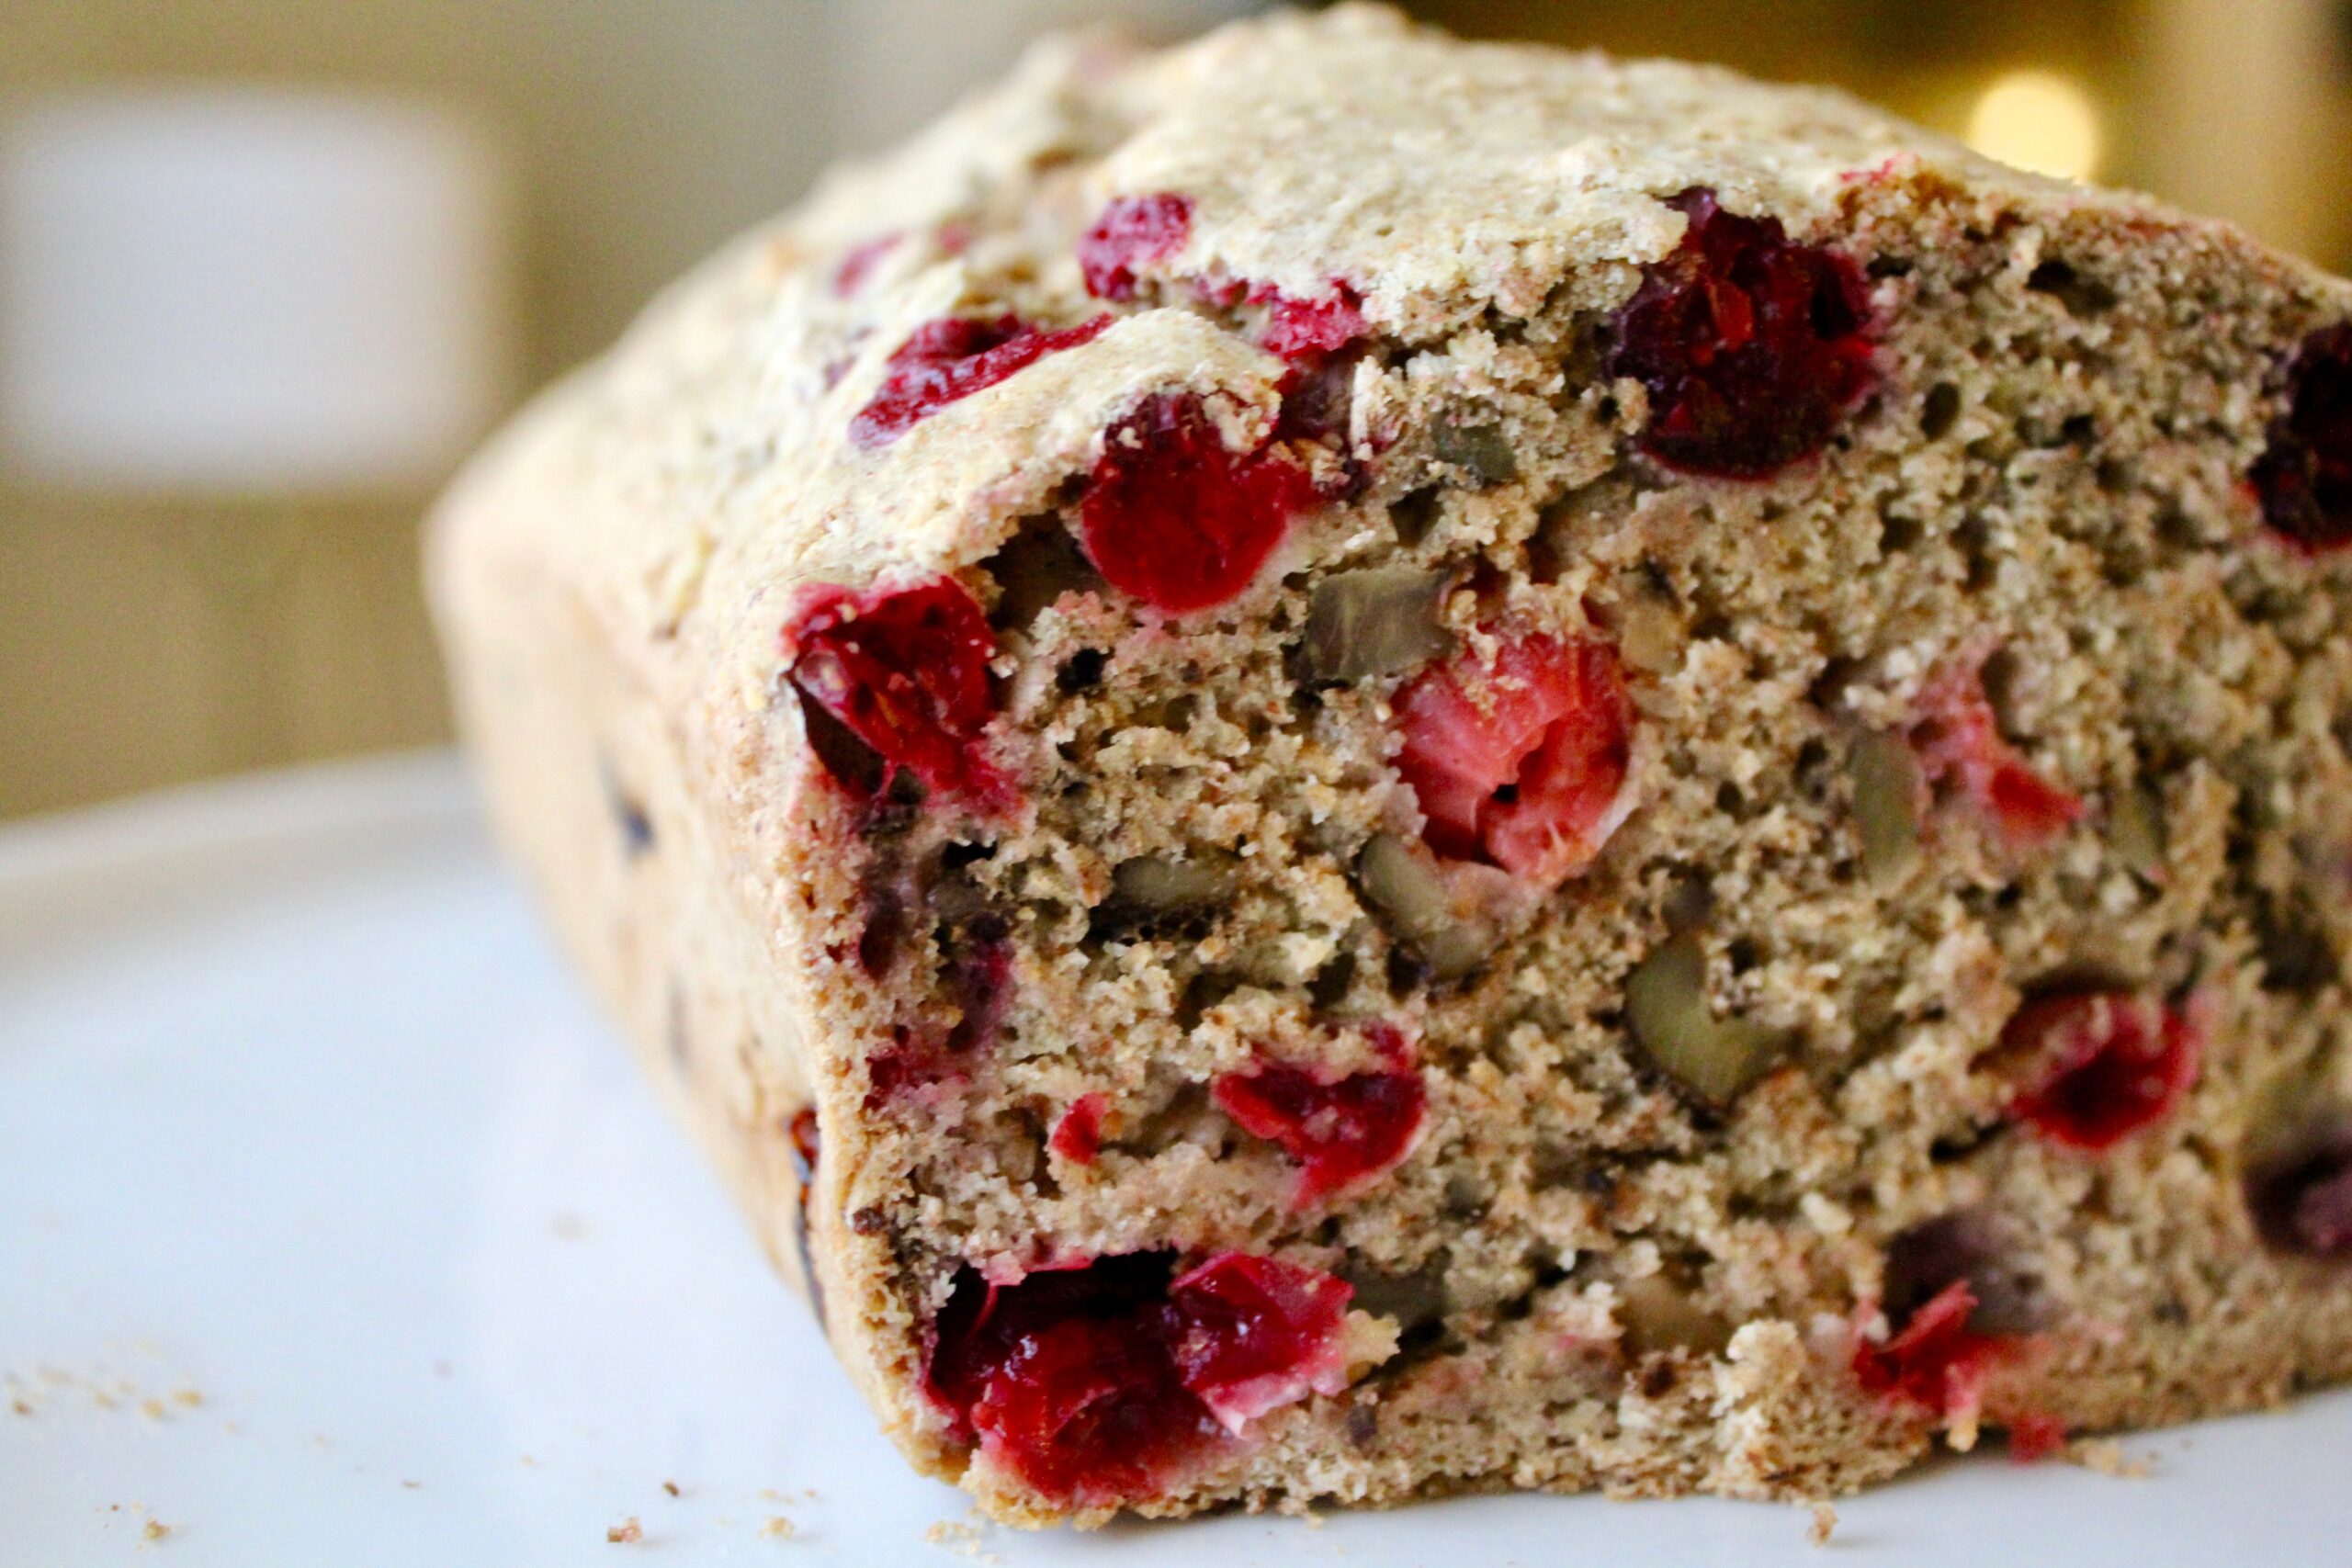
xmin=851 ymin=313 xmax=1110 ymax=447
xmin=831 ymin=232 xmax=900 ymax=299
xmin=1079 ymin=193 xmax=1193 ymax=301
xmin=1161 ymin=1253 xmax=1352 ymax=1430
xmin=1394 ymin=630 xmax=1634 ymax=889
xmin=1257 ymin=282 xmax=1367 ymax=361
xmin=2004 ymin=991 xmax=2200 ymax=1152
xmin=1076 ymin=392 xmax=1317 ymax=613
xmin=967 ymin=1314 xmax=1211 ymax=1500
xmin=1048 ymin=1094 xmax=1108 ymax=1166
xmin=1610 ymin=188 xmax=1874 ymax=479
xmin=1212 ymin=1029 xmax=1426 ymax=1207
xmin=1851 ymin=1280 xmax=2011 ymax=1423
xmin=2251 ymin=324 xmax=2352 ymax=553
xmin=1909 ymin=653 xmax=2084 ymax=851
xmin=786 ymin=577 xmax=1011 ymax=807
xmin=923 ymin=1249 xmax=1351 ymax=1504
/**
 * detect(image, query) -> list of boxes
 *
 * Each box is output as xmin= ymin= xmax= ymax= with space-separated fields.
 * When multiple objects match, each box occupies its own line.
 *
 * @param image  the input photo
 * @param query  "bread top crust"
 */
xmin=424 ymin=2 xmax=2315 ymax=848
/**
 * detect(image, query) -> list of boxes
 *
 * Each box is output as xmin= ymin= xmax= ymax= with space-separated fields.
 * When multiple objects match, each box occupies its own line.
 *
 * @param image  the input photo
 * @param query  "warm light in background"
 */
xmin=1964 ymin=70 xmax=2103 ymax=182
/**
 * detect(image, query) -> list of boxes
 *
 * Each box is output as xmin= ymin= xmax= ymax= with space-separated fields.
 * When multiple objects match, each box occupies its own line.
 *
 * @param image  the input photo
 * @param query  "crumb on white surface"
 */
xmin=2065 ymin=1437 xmax=2154 ymax=1478
xmin=1806 ymin=1501 xmax=1838 ymax=1546
xmin=760 ymin=1515 xmax=797 ymax=1540
xmin=142 ymin=1519 xmax=171 ymax=1541
xmin=924 ymin=1518 xmax=1002 ymax=1562
xmin=606 ymin=1517 xmax=643 ymax=1544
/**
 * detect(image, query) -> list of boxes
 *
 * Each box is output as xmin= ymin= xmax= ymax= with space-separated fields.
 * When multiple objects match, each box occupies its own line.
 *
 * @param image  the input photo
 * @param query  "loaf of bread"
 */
xmin=427 ymin=4 xmax=2352 ymax=1526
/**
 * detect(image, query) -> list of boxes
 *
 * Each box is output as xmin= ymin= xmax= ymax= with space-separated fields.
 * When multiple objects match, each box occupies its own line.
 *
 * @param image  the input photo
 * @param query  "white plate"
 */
xmin=3 ymin=753 xmax=2347 ymax=1566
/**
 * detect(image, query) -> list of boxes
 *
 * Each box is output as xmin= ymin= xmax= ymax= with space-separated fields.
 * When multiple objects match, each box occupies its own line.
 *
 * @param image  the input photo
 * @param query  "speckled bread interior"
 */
xmin=427 ymin=3 xmax=2352 ymax=1528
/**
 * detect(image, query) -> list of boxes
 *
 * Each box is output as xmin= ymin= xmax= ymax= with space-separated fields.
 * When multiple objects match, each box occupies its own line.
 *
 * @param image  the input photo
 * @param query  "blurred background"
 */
xmin=1 ymin=0 xmax=2343 ymax=820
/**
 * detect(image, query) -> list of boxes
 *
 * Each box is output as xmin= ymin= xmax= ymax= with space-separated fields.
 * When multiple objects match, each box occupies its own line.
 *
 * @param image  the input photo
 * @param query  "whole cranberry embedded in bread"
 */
xmin=1076 ymin=392 xmax=1318 ymax=613
xmin=2003 ymin=991 xmax=2201 ymax=1152
xmin=1212 ymin=1030 xmax=1427 ymax=1207
xmin=2252 ymin=324 xmax=2352 ymax=552
xmin=1610 ymin=187 xmax=1874 ymax=479
xmin=1047 ymin=1094 xmax=1108 ymax=1166
xmin=1079 ymin=193 xmax=1193 ymax=301
xmin=1394 ymin=631 xmax=1635 ymax=888
xmin=923 ymin=1250 xmax=1351 ymax=1504
xmin=851 ymin=313 xmax=1111 ymax=447
xmin=786 ymin=577 xmax=1012 ymax=807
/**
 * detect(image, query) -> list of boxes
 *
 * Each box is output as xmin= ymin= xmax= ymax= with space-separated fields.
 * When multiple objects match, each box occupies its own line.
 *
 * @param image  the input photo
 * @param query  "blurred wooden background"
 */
xmin=2 ymin=0 xmax=2346 ymax=819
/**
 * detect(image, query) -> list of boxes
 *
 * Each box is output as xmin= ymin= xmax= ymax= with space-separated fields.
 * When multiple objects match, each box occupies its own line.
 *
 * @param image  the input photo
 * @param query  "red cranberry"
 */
xmin=1609 ymin=188 xmax=1873 ymax=479
xmin=1851 ymin=1280 xmax=2010 ymax=1421
xmin=831 ymin=232 xmax=900 ymax=299
xmin=851 ymin=313 xmax=1110 ymax=448
xmin=1909 ymin=652 xmax=2084 ymax=851
xmin=1048 ymin=1094 xmax=1108 ymax=1166
xmin=2005 ymin=1409 xmax=2069 ymax=1462
xmin=1213 ymin=1030 xmax=1426 ymax=1207
xmin=923 ymin=1249 xmax=1351 ymax=1504
xmin=1394 ymin=630 xmax=1635 ymax=889
xmin=2252 ymin=324 xmax=2352 ymax=553
xmin=1160 ymin=1253 xmax=1352 ymax=1429
xmin=1079 ymin=193 xmax=1193 ymax=301
xmin=1076 ymin=392 xmax=1317 ymax=613
xmin=2004 ymin=992 xmax=2200 ymax=1153
xmin=786 ymin=577 xmax=1011 ymax=807
xmin=865 ymin=1028 xmax=957 ymax=1109
xmin=1257 ymin=282 xmax=1367 ymax=361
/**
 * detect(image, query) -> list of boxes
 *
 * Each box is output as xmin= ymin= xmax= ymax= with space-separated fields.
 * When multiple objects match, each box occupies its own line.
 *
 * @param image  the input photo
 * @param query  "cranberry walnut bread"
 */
xmin=427 ymin=3 xmax=2352 ymax=1526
